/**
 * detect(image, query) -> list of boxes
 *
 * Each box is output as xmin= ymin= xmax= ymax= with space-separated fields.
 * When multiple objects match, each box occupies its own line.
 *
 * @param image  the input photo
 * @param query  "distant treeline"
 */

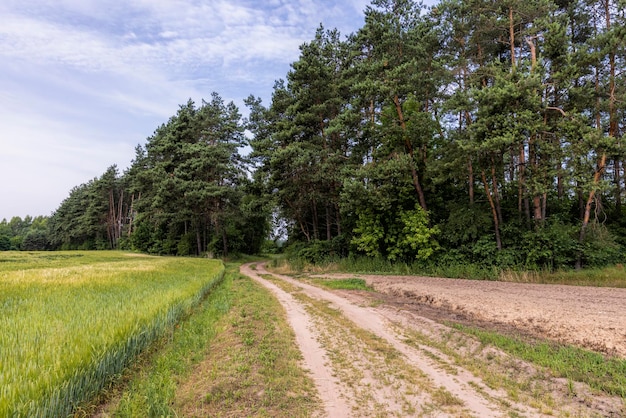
xmin=0 ymin=216 xmax=50 ymax=251
xmin=6 ymin=0 xmax=626 ymax=270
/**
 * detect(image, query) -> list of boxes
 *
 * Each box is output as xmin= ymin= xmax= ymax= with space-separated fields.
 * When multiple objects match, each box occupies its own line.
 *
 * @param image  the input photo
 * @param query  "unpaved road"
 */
xmin=241 ymin=263 xmax=626 ymax=417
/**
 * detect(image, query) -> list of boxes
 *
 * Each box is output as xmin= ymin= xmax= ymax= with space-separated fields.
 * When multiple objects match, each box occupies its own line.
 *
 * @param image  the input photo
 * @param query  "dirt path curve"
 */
xmin=241 ymin=262 xmax=550 ymax=417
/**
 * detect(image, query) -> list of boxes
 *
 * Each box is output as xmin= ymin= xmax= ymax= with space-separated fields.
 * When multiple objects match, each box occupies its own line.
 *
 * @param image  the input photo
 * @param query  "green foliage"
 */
xmin=0 ymin=216 xmax=49 ymax=251
xmin=0 ymin=235 xmax=11 ymax=251
xmin=286 ymin=237 xmax=347 ymax=264
xmin=351 ymin=211 xmax=384 ymax=257
xmin=48 ymin=166 xmax=127 ymax=251
xmin=520 ymin=221 xmax=579 ymax=269
xmin=45 ymin=93 xmax=269 ymax=257
xmin=441 ymin=205 xmax=492 ymax=246
xmin=386 ymin=206 xmax=440 ymax=261
xmin=351 ymin=205 xmax=439 ymax=262
xmin=176 ymin=233 xmax=196 ymax=256
xmin=579 ymin=222 xmax=623 ymax=267
xmin=31 ymin=0 xmax=626 ymax=275
xmin=21 ymin=230 xmax=50 ymax=251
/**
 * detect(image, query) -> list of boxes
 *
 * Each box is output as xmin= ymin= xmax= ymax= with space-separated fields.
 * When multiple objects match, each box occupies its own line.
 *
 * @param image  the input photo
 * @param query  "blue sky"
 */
xmin=0 ymin=0 xmax=435 ymax=221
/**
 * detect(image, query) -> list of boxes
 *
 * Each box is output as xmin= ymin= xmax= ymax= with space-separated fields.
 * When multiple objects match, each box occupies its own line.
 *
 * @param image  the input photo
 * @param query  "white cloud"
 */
xmin=0 ymin=0 xmax=373 ymax=219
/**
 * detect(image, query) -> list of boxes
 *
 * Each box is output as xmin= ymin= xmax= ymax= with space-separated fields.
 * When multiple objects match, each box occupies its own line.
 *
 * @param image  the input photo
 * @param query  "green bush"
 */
xmin=521 ymin=221 xmax=578 ymax=270
xmin=0 ymin=235 xmax=11 ymax=251
xmin=580 ymin=222 xmax=623 ymax=267
xmin=21 ymin=230 xmax=50 ymax=251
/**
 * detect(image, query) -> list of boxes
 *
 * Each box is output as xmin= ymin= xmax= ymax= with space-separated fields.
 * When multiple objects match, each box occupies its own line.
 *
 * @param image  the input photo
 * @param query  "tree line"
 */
xmin=248 ymin=0 xmax=625 ymax=269
xmin=6 ymin=0 xmax=626 ymax=270
xmin=0 ymin=216 xmax=50 ymax=251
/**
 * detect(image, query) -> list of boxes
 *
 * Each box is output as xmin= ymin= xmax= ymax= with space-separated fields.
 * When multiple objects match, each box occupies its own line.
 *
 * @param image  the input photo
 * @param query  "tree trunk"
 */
xmin=117 ymin=189 xmax=124 ymax=245
xmin=196 ymin=228 xmax=202 ymax=256
xmin=578 ymin=152 xmax=607 ymax=268
xmin=579 ymin=2 xmax=616 ymax=266
xmin=335 ymin=203 xmax=341 ymax=235
xmin=222 ymin=227 xmax=228 ymax=257
xmin=108 ymin=189 xmax=116 ymax=249
xmin=312 ymin=200 xmax=319 ymax=241
xmin=128 ymin=193 xmax=135 ymax=237
xmin=518 ymin=143 xmax=526 ymax=218
xmin=509 ymin=6 xmax=516 ymax=69
xmin=491 ymin=159 xmax=503 ymax=226
xmin=482 ymin=170 xmax=502 ymax=250
xmin=468 ymin=157 xmax=475 ymax=205
xmin=326 ymin=205 xmax=332 ymax=241
xmin=615 ymin=158 xmax=622 ymax=216
xmin=394 ymin=95 xmax=428 ymax=211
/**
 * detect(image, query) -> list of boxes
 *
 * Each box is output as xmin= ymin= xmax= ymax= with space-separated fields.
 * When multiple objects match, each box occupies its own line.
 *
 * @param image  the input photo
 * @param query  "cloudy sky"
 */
xmin=0 ymin=0 xmax=434 ymax=221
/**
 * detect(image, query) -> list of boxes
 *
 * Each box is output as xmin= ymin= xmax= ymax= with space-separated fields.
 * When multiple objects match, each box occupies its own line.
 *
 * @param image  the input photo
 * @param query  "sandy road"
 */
xmin=241 ymin=262 xmax=562 ymax=417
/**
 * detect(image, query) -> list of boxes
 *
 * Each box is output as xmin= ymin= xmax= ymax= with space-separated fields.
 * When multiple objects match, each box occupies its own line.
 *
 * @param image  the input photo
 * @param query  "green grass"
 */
xmin=0 ymin=251 xmax=224 ymax=417
xmin=541 ymin=266 xmax=626 ymax=288
xmin=271 ymin=255 xmax=502 ymax=281
xmin=110 ymin=265 xmax=234 ymax=417
xmin=450 ymin=323 xmax=626 ymax=397
xmin=311 ymin=277 xmax=373 ymax=291
xmin=108 ymin=263 xmax=320 ymax=417
xmin=272 ymin=254 xmax=626 ymax=287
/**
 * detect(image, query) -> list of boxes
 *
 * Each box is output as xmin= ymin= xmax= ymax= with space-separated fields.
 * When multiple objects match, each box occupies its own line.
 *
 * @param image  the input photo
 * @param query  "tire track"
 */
xmin=241 ymin=263 xmax=551 ymax=417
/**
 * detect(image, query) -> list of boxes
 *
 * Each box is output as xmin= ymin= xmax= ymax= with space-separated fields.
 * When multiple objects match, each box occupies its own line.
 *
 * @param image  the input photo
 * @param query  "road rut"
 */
xmin=241 ymin=262 xmax=554 ymax=417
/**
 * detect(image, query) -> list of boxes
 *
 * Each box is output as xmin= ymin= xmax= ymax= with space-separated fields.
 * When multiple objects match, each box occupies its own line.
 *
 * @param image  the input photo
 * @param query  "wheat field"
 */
xmin=0 ymin=251 xmax=224 ymax=417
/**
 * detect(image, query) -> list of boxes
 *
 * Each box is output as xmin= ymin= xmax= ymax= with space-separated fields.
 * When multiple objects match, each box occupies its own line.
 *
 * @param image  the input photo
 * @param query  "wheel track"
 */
xmin=241 ymin=262 xmax=551 ymax=417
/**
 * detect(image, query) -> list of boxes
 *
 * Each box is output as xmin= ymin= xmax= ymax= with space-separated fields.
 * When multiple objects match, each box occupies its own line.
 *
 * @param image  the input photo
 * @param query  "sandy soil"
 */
xmin=241 ymin=263 xmax=626 ymax=417
xmin=318 ymin=273 xmax=626 ymax=358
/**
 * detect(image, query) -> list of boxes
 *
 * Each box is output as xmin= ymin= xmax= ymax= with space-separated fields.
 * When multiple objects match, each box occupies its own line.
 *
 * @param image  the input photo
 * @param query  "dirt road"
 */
xmin=241 ymin=263 xmax=625 ymax=417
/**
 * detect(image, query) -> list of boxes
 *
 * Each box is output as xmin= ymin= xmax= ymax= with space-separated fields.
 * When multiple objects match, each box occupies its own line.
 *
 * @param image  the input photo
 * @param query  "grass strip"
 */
xmin=108 ymin=263 xmax=320 ymax=417
xmin=450 ymin=323 xmax=626 ymax=397
xmin=309 ymin=277 xmax=372 ymax=291
xmin=270 ymin=255 xmax=626 ymax=287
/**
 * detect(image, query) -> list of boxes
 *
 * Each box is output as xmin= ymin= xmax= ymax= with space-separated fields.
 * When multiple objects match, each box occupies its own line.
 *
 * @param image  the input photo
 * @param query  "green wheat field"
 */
xmin=0 ymin=251 xmax=224 ymax=417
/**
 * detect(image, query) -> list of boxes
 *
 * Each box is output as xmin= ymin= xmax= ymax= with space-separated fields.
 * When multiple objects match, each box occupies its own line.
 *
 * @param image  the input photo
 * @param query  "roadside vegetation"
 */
xmin=98 ymin=262 xmax=320 ymax=417
xmin=0 ymin=251 xmax=223 ymax=417
xmin=450 ymin=324 xmax=626 ymax=398
xmin=399 ymin=319 xmax=626 ymax=414
xmin=308 ymin=277 xmax=373 ymax=291
xmin=269 ymin=256 xmax=626 ymax=288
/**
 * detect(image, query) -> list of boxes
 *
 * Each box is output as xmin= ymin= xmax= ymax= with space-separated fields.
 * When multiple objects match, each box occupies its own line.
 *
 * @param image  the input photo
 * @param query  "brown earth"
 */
xmin=242 ymin=263 xmax=626 ymax=417
xmin=317 ymin=272 xmax=626 ymax=358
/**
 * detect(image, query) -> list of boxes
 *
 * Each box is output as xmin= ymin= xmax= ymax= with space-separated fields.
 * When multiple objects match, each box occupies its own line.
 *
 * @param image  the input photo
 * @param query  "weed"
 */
xmin=310 ymin=277 xmax=373 ymax=291
xmin=450 ymin=323 xmax=626 ymax=397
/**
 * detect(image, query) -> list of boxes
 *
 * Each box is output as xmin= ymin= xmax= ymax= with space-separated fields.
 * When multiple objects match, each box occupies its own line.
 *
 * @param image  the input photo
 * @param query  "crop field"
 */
xmin=0 ymin=251 xmax=224 ymax=417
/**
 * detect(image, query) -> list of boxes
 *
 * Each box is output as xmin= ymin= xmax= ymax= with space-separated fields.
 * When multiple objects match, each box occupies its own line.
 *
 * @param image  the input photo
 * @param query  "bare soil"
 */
xmin=320 ymin=272 xmax=626 ymax=358
xmin=242 ymin=263 xmax=626 ymax=417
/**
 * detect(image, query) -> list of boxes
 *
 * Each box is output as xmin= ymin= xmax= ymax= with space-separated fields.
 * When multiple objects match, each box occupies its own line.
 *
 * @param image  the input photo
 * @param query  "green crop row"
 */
xmin=0 ymin=251 xmax=224 ymax=417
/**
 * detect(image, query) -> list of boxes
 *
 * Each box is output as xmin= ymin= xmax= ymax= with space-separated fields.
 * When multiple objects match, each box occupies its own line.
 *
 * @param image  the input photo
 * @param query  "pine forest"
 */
xmin=4 ymin=0 xmax=626 ymax=272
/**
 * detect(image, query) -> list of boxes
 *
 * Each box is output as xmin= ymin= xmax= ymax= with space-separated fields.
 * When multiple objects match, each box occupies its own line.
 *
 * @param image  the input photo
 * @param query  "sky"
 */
xmin=0 ymin=0 xmax=435 ymax=221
